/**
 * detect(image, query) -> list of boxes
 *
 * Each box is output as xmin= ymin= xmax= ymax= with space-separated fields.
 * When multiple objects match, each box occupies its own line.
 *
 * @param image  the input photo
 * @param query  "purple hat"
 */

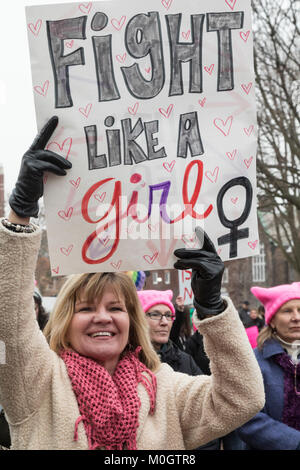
xmin=137 ymin=290 xmax=175 ymax=314
xmin=251 ymin=282 xmax=300 ymax=325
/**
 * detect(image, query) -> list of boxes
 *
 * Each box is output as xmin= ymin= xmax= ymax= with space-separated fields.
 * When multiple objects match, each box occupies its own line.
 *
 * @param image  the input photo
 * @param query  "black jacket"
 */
xmin=185 ymin=331 xmax=211 ymax=375
xmin=158 ymin=340 xmax=203 ymax=376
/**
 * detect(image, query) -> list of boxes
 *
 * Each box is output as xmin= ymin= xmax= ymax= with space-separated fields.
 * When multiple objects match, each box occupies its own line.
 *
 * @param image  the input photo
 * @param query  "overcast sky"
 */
xmin=0 ymin=0 xmax=80 ymax=194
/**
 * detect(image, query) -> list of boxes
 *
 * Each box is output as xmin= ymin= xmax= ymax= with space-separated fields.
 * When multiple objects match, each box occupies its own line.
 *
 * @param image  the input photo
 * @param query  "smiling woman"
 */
xmin=44 ymin=272 xmax=158 ymax=374
xmin=0 ymin=117 xmax=265 ymax=450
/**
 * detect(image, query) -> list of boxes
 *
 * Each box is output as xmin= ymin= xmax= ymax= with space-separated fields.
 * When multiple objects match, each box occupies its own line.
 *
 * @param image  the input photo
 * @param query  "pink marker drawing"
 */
xmin=28 ymin=19 xmax=42 ymax=36
xmin=213 ymin=116 xmax=233 ymax=136
xmin=34 ymin=80 xmax=49 ymax=97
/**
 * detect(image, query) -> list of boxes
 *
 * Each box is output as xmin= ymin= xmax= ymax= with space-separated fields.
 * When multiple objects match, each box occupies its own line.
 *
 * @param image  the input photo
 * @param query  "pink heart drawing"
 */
xmin=244 ymin=156 xmax=253 ymax=169
xmin=241 ymin=82 xmax=253 ymax=95
xmin=98 ymin=233 xmax=110 ymax=247
xmin=28 ymin=19 xmax=42 ymax=36
xmin=248 ymin=240 xmax=258 ymax=250
xmin=143 ymin=252 xmax=159 ymax=264
xmin=60 ymin=245 xmax=74 ymax=256
xmin=244 ymin=125 xmax=254 ymax=136
xmin=182 ymin=234 xmax=197 ymax=247
xmin=47 ymin=137 xmax=72 ymax=160
xmin=231 ymin=197 xmax=238 ymax=204
xmin=111 ymin=16 xmax=126 ymax=31
xmin=34 ymin=80 xmax=49 ymax=97
xmin=163 ymin=160 xmax=176 ymax=172
xmin=110 ymin=260 xmax=122 ymax=270
xmin=159 ymin=104 xmax=174 ymax=118
xmin=65 ymin=40 xmax=74 ymax=48
xmin=225 ymin=0 xmax=237 ymax=10
xmin=204 ymin=64 xmax=214 ymax=75
xmin=52 ymin=266 xmax=59 ymax=275
xmin=94 ymin=192 xmax=106 ymax=203
xmin=161 ymin=0 xmax=173 ymax=10
xmin=226 ymin=149 xmax=237 ymax=160
xmin=58 ymin=207 xmax=73 ymax=221
xmin=79 ymin=2 xmax=92 ymax=14
xmin=79 ymin=103 xmax=92 ymax=118
xmin=205 ymin=167 xmax=220 ymax=183
xmin=214 ymin=116 xmax=233 ymax=136
xmin=182 ymin=30 xmax=191 ymax=40
xmin=69 ymin=177 xmax=81 ymax=189
xmin=145 ymin=67 xmax=151 ymax=74
xmin=116 ymin=53 xmax=127 ymax=63
xmin=128 ymin=102 xmax=139 ymax=116
xmin=198 ymin=97 xmax=206 ymax=107
xmin=240 ymin=30 xmax=250 ymax=42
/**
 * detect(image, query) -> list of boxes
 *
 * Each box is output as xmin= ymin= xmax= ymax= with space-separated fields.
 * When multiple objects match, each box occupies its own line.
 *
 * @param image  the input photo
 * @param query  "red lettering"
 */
xmin=170 ymin=160 xmax=213 ymax=223
xmin=184 ymin=287 xmax=193 ymax=302
xmin=81 ymin=178 xmax=122 ymax=264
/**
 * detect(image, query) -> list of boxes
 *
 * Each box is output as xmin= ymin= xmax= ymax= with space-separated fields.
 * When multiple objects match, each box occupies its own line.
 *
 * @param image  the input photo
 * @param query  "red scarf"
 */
xmin=60 ymin=348 xmax=157 ymax=450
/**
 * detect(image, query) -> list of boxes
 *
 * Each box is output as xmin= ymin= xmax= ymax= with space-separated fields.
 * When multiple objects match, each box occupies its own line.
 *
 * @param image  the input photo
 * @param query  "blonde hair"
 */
xmin=256 ymin=324 xmax=276 ymax=349
xmin=43 ymin=272 xmax=161 ymax=372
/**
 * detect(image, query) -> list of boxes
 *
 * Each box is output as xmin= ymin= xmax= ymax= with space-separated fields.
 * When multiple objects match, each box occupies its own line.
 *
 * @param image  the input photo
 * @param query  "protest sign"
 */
xmin=178 ymin=270 xmax=193 ymax=305
xmin=26 ymin=0 xmax=259 ymax=275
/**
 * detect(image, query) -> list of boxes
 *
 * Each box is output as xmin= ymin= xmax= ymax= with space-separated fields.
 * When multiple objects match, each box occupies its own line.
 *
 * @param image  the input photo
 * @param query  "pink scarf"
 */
xmin=60 ymin=348 xmax=157 ymax=450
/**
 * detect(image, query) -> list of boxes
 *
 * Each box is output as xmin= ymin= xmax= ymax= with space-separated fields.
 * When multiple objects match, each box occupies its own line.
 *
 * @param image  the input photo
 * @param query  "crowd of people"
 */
xmin=0 ymin=116 xmax=299 ymax=451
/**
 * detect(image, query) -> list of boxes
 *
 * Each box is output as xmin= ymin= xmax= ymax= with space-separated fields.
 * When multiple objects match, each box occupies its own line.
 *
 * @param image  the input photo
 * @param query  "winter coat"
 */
xmin=158 ymin=340 xmax=221 ymax=450
xmin=185 ymin=331 xmax=211 ymax=375
xmin=237 ymin=338 xmax=300 ymax=450
xmin=158 ymin=340 xmax=203 ymax=376
xmin=0 ymin=222 xmax=265 ymax=450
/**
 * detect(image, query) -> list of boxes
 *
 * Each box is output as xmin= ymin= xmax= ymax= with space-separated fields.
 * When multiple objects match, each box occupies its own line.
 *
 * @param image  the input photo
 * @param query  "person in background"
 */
xmin=238 ymin=300 xmax=251 ymax=327
xmin=244 ymin=308 xmax=265 ymax=331
xmin=137 ymin=289 xmax=221 ymax=450
xmin=137 ymin=290 xmax=202 ymax=376
xmin=237 ymin=282 xmax=300 ymax=450
xmin=185 ymin=324 xmax=211 ymax=376
xmin=170 ymin=295 xmax=192 ymax=351
xmin=34 ymin=290 xmax=49 ymax=331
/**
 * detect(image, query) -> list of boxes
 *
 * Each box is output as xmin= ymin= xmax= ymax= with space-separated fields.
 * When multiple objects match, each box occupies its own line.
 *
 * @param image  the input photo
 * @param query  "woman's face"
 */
xmin=145 ymin=304 xmax=174 ymax=351
xmin=67 ymin=287 xmax=130 ymax=375
xmin=270 ymin=299 xmax=300 ymax=343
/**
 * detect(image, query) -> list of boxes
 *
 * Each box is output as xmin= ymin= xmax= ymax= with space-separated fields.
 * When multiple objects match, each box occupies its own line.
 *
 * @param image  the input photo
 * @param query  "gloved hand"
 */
xmin=174 ymin=227 xmax=225 ymax=319
xmin=9 ymin=116 xmax=72 ymax=218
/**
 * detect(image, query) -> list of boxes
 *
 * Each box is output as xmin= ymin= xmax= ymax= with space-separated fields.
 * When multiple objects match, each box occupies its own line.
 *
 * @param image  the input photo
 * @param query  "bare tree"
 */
xmin=252 ymin=0 xmax=300 ymax=274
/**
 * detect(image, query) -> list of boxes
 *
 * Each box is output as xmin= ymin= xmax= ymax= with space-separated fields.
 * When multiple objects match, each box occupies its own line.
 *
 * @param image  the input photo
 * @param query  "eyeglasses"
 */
xmin=146 ymin=311 xmax=175 ymax=322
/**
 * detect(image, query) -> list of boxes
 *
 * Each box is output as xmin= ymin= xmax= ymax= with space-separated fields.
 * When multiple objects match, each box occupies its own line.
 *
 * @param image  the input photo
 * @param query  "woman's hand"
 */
xmin=174 ymin=227 xmax=225 ymax=319
xmin=9 ymin=116 xmax=72 ymax=218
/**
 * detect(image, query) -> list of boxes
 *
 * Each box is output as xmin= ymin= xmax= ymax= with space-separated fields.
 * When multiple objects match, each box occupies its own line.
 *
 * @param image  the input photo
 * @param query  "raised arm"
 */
xmin=0 ymin=117 xmax=72 ymax=423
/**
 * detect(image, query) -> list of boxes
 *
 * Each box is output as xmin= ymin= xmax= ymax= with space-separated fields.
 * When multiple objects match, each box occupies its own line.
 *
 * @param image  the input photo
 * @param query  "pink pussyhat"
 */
xmin=137 ymin=290 xmax=175 ymax=314
xmin=251 ymin=282 xmax=300 ymax=325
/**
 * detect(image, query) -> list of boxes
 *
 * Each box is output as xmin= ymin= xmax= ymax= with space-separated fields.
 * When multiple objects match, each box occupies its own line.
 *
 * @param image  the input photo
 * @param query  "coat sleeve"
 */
xmin=237 ymin=410 xmax=300 ymax=450
xmin=0 ymin=222 xmax=56 ymax=424
xmin=171 ymin=297 xmax=265 ymax=449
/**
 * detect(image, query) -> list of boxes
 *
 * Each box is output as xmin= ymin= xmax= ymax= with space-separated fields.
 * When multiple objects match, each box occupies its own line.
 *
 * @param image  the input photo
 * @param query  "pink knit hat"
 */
xmin=137 ymin=290 xmax=175 ymax=314
xmin=251 ymin=282 xmax=300 ymax=325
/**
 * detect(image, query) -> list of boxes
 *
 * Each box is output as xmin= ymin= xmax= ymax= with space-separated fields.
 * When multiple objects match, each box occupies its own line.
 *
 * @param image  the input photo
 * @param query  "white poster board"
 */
xmin=178 ymin=269 xmax=194 ymax=305
xmin=26 ymin=0 xmax=259 ymax=275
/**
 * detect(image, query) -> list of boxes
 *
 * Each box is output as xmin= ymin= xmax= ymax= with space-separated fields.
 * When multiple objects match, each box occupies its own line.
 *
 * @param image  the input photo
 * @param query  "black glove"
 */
xmin=174 ymin=227 xmax=225 ymax=319
xmin=9 ymin=116 xmax=72 ymax=218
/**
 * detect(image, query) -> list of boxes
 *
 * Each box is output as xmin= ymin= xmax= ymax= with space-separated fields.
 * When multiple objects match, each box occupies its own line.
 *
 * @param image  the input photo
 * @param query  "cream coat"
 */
xmin=0 ymin=222 xmax=265 ymax=450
